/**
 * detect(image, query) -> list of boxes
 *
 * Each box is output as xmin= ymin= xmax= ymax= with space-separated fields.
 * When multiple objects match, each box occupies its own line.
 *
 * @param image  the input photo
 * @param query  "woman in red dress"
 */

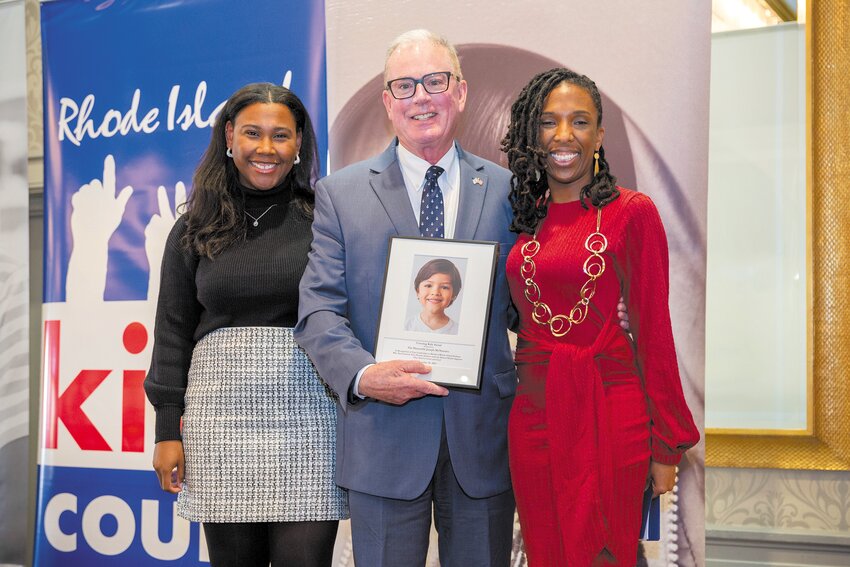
xmin=501 ymin=68 xmax=700 ymax=566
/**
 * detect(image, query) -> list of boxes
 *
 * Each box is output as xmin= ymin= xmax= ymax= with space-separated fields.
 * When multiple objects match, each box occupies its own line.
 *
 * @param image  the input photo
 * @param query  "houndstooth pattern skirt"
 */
xmin=178 ymin=326 xmax=348 ymax=523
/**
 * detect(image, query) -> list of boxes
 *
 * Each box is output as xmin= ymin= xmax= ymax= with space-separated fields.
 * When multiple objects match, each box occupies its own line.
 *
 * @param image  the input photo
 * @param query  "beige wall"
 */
xmin=707 ymin=468 xmax=850 ymax=534
xmin=706 ymin=468 xmax=850 ymax=565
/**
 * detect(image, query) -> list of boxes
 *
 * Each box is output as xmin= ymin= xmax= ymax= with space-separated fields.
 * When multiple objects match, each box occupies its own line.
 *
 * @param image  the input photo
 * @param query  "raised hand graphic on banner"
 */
xmin=145 ymin=181 xmax=186 ymax=301
xmin=66 ymin=154 xmax=133 ymax=303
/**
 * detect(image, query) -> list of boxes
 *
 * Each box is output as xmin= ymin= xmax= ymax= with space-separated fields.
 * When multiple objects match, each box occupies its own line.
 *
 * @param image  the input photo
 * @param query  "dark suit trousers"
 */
xmin=348 ymin=423 xmax=515 ymax=567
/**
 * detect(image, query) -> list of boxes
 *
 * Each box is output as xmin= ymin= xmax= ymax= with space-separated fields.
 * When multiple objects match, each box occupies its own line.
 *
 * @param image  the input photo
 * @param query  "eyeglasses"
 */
xmin=386 ymin=71 xmax=458 ymax=100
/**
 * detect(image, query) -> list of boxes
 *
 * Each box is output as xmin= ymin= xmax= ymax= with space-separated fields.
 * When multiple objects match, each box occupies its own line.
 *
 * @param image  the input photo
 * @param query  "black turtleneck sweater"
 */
xmin=144 ymin=181 xmax=313 ymax=442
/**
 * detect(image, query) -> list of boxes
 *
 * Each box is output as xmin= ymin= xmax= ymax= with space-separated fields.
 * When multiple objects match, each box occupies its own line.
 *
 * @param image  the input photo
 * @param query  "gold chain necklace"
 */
xmin=520 ymin=207 xmax=607 ymax=337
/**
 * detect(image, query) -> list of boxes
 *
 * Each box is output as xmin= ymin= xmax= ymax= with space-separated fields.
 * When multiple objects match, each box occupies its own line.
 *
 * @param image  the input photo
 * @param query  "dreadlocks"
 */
xmin=500 ymin=68 xmax=619 ymax=235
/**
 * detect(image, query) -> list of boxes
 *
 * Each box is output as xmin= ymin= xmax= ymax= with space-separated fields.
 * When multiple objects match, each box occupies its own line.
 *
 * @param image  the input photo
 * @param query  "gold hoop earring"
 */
xmin=593 ymin=151 xmax=600 ymax=176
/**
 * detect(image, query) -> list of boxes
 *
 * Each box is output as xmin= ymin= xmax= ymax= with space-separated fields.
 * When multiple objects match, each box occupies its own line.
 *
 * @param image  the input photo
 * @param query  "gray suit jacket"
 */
xmin=295 ymin=140 xmax=517 ymax=500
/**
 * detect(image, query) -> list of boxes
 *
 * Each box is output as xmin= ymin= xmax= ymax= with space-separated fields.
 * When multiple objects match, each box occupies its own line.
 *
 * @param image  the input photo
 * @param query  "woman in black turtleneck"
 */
xmin=144 ymin=83 xmax=346 ymax=567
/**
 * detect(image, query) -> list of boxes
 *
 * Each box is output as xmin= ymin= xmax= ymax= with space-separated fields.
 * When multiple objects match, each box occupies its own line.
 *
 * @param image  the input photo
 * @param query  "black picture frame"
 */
xmin=373 ymin=236 xmax=499 ymax=389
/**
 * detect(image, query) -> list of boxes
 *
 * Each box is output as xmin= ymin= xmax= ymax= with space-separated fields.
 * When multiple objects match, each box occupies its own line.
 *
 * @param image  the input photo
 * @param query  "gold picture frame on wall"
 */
xmin=706 ymin=1 xmax=850 ymax=470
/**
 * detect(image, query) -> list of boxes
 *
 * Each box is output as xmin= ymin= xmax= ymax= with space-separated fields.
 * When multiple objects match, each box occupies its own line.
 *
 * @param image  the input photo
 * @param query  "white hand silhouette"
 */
xmin=66 ymin=155 xmax=133 ymax=303
xmin=145 ymin=181 xmax=187 ymax=301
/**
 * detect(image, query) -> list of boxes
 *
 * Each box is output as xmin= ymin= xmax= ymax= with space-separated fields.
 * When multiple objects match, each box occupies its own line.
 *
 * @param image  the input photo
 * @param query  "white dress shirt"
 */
xmin=396 ymin=141 xmax=460 ymax=239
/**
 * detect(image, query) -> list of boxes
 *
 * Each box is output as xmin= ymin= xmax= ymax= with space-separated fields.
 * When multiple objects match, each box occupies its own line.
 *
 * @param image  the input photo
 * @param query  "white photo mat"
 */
xmin=374 ymin=237 xmax=498 ymax=389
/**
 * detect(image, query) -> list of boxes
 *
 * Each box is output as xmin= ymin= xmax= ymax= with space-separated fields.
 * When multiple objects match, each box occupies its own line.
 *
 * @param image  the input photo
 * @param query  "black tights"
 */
xmin=203 ymin=520 xmax=338 ymax=567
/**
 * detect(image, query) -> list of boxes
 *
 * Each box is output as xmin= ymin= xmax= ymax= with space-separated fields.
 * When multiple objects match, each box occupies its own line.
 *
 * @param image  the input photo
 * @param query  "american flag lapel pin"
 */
xmin=472 ymin=177 xmax=483 ymax=186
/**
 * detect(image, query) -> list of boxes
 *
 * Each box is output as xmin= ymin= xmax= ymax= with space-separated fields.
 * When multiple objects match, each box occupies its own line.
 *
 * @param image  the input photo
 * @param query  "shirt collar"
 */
xmin=396 ymin=141 xmax=459 ymax=192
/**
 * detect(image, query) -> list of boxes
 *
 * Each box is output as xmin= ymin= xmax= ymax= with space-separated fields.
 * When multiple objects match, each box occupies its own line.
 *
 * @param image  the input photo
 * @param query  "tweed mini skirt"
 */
xmin=178 ymin=326 xmax=348 ymax=523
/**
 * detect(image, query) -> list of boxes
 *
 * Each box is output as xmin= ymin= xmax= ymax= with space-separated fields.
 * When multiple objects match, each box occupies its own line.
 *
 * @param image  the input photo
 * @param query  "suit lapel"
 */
xmin=368 ymin=141 xmax=491 ymax=240
xmin=369 ymin=142 xmax=420 ymax=236
xmin=454 ymin=147 xmax=487 ymax=241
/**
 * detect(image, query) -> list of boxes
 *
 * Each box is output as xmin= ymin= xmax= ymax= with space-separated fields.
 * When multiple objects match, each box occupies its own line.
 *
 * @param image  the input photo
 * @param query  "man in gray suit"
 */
xmin=295 ymin=29 xmax=517 ymax=566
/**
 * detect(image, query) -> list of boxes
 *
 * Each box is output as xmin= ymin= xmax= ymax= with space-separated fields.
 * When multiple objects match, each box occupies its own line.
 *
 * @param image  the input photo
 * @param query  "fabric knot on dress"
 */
xmin=544 ymin=320 xmax=623 ymax=565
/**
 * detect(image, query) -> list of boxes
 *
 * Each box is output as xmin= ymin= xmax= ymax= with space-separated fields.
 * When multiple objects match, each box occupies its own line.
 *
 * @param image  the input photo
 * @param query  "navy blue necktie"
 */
xmin=420 ymin=165 xmax=445 ymax=238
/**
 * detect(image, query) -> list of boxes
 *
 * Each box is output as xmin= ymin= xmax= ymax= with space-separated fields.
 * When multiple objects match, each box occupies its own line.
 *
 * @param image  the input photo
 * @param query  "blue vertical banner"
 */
xmin=36 ymin=1 xmax=327 ymax=564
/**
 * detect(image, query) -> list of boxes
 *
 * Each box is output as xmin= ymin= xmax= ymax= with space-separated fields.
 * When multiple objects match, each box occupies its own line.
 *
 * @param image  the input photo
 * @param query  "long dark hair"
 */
xmin=181 ymin=82 xmax=318 ymax=258
xmin=501 ymin=68 xmax=618 ymax=235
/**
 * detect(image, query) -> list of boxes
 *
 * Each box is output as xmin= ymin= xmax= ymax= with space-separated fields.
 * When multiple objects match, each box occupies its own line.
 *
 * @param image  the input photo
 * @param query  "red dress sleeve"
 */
xmin=622 ymin=192 xmax=699 ymax=464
